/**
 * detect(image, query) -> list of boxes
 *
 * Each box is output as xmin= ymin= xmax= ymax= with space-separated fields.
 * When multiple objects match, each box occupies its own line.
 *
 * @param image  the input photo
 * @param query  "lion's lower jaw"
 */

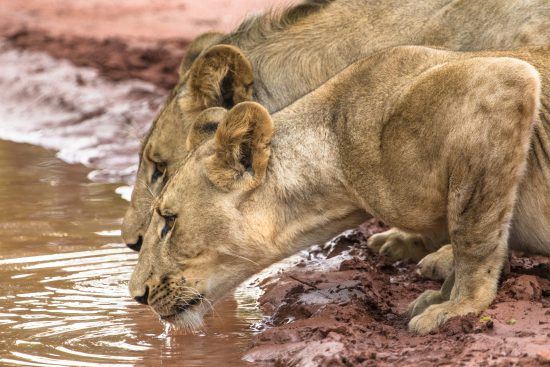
xmin=158 ymin=304 xmax=210 ymax=333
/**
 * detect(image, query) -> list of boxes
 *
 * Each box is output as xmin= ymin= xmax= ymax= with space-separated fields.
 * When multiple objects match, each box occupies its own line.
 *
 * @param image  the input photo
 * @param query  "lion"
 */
xmin=128 ymin=45 xmax=549 ymax=334
xmin=121 ymin=0 xmax=550 ymax=251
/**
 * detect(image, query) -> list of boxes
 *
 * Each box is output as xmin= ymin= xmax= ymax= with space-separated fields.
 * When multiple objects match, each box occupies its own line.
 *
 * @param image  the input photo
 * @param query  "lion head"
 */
xmin=128 ymin=102 xmax=273 ymax=325
xmin=128 ymin=101 xmax=366 ymax=326
xmin=121 ymin=38 xmax=255 ymax=251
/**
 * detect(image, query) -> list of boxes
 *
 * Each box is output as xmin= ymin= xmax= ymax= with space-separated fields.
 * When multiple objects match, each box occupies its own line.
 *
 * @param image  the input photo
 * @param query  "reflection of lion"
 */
xmin=129 ymin=45 xmax=549 ymax=334
xmin=121 ymin=0 xmax=550 ymax=251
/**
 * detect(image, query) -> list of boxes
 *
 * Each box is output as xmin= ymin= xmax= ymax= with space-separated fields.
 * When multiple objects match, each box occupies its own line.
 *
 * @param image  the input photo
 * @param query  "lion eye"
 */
xmin=151 ymin=161 xmax=166 ymax=183
xmin=160 ymin=214 xmax=177 ymax=238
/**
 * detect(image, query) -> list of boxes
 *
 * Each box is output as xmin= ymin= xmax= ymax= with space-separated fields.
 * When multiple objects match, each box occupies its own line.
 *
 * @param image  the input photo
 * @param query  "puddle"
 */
xmin=0 ymin=140 xmax=263 ymax=366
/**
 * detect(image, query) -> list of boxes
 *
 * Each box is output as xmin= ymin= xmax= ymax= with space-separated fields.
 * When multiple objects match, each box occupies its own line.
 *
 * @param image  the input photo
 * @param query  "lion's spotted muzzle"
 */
xmin=132 ymin=274 xmax=207 ymax=321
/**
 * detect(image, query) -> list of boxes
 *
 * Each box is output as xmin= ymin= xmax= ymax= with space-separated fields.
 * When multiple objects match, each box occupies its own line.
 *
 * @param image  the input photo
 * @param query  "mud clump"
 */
xmin=497 ymin=275 xmax=543 ymax=302
xmin=246 ymin=219 xmax=550 ymax=366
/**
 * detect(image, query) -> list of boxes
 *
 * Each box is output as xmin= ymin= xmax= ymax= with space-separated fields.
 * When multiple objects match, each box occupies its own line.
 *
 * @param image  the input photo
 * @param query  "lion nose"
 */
xmin=133 ymin=285 xmax=149 ymax=305
xmin=126 ymin=236 xmax=143 ymax=252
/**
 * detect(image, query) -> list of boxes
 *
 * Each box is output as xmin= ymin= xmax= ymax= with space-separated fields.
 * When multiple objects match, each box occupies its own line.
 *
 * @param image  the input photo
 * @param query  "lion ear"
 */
xmin=178 ymin=32 xmax=226 ymax=81
xmin=181 ymin=45 xmax=254 ymax=114
xmin=186 ymin=107 xmax=227 ymax=150
xmin=207 ymin=102 xmax=273 ymax=191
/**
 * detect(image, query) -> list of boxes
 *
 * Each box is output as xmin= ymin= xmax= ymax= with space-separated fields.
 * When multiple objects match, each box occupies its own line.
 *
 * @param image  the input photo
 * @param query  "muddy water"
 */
xmin=0 ymin=140 xmax=262 ymax=366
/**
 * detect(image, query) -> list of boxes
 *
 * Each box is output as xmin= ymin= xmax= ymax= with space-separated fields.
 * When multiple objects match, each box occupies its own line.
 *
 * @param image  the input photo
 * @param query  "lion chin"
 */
xmin=158 ymin=304 xmax=209 ymax=333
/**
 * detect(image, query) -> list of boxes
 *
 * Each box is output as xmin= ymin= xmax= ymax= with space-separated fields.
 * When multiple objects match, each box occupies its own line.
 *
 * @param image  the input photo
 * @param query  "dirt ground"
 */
xmin=0 ymin=0 xmax=298 ymax=42
xmin=245 ymin=220 xmax=550 ymax=366
xmin=1 ymin=1 xmax=548 ymax=366
xmin=0 ymin=0 xmax=297 ymax=89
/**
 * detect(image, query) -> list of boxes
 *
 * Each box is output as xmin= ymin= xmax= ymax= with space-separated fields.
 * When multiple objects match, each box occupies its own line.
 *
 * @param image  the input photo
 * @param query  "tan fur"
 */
xmin=186 ymin=107 xmax=228 ymax=151
xmin=129 ymin=46 xmax=549 ymax=334
xmin=366 ymin=227 xmax=436 ymax=262
xmin=208 ymin=102 xmax=273 ymax=190
xmin=181 ymin=45 xmax=254 ymax=115
xmin=373 ymin=48 xmax=550 ymax=273
xmin=121 ymin=0 xmax=550 ymax=248
xmin=417 ymin=244 xmax=454 ymax=280
xmin=178 ymin=32 xmax=225 ymax=79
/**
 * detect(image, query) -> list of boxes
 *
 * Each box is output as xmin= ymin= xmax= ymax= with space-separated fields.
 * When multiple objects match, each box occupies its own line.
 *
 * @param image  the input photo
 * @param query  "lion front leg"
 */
xmin=408 ymin=173 xmax=516 ymax=334
xmin=406 ymin=57 xmax=539 ymax=334
xmin=408 ymin=248 xmax=507 ymax=335
xmin=408 ymin=152 xmax=527 ymax=334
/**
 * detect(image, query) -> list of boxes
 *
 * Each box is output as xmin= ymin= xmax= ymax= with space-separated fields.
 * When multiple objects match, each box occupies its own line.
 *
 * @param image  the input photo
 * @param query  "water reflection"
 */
xmin=0 ymin=140 xmax=262 ymax=367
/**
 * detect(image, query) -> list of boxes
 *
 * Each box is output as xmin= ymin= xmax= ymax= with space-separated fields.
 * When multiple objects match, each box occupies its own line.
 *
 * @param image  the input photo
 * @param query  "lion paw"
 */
xmin=408 ymin=301 xmax=477 ymax=334
xmin=407 ymin=289 xmax=445 ymax=318
xmin=366 ymin=228 xmax=429 ymax=262
xmin=417 ymin=244 xmax=454 ymax=280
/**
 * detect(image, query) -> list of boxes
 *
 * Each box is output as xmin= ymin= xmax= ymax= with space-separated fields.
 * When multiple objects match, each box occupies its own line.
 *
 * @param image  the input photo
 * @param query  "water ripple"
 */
xmin=0 ymin=242 xmax=266 ymax=367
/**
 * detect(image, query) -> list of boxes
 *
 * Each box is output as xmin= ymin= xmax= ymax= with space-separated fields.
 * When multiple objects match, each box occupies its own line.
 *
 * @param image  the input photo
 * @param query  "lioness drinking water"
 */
xmin=122 ymin=0 xmax=550 ymax=254
xmin=129 ymin=45 xmax=549 ymax=334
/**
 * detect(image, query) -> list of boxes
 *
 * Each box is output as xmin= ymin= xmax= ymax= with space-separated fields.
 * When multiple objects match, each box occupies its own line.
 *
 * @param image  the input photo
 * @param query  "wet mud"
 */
xmin=245 ymin=220 xmax=550 ymax=366
xmin=0 ymin=41 xmax=164 ymax=185
xmin=0 ymin=0 xmax=296 ymax=46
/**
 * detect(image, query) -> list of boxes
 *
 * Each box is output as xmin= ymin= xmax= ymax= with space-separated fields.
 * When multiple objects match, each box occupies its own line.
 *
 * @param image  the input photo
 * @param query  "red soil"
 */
xmin=4 ymin=29 xmax=187 ymax=90
xmin=245 ymin=220 xmax=550 ymax=366
xmin=0 ymin=0 xmax=295 ymax=42
xmin=0 ymin=0 xmax=296 ymax=90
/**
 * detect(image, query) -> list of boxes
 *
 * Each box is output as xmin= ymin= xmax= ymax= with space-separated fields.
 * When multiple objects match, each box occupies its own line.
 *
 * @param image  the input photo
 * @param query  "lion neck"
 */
xmin=223 ymin=0 xmax=446 ymax=113
xmin=240 ymin=93 xmax=370 ymax=263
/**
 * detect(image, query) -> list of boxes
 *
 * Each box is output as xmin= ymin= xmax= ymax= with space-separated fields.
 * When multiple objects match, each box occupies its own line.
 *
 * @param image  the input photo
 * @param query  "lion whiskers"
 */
xmin=136 ymin=177 xmax=156 ymax=199
xmin=220 ymin=249 xmax=261 ymax=267
xmin=178 ymin=284 xmax=218 ymax=319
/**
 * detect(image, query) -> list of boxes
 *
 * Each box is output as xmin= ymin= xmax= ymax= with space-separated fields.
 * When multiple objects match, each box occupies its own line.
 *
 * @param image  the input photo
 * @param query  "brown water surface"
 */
xmin=0 ymin=140 xmax=262 ymax=366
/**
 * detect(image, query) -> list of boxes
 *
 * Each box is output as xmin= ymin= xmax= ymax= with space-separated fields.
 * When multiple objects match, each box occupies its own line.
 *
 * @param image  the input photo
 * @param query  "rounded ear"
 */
xmin=186 ymin=107 xmax=227 ymax=151
xmin=181 ymin=45 xmax=254 ymax=115
xmin=207 ymin=102 xmax=273 ymax=191
xmin=178 ymin=32 xmax=226 ymax=81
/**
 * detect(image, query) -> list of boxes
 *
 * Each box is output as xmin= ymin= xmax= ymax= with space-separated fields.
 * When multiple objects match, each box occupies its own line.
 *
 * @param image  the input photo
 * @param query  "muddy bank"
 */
xmin=0 ymin=0 xmax=296 ymax=43
xmin=5 ymin=29 xmax=188 ymax=90
xmin=245 ymin=220 xmax=550 ymax=366
xmin=1 ymin=0 xmax=296 ymax=90
xmin=0 ymin=41 xmax=165 ymax=185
